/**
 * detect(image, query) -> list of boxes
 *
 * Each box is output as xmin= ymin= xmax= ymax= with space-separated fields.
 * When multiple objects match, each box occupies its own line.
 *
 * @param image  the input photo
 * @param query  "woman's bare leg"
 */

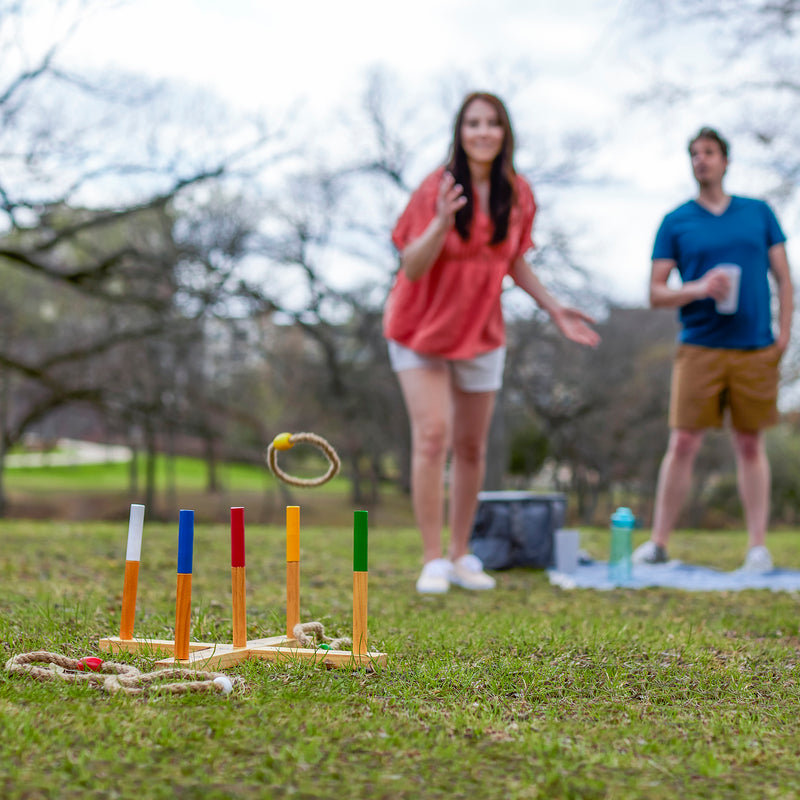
xmin=448 ymin=388 xmax=497 ymax=561
xmin=396 ymin=366 xmax=452 ymax=563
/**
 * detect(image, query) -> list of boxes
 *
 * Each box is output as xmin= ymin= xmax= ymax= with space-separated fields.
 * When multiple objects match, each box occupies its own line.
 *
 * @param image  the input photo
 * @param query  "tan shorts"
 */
xmin=669 ymin=343 xmax=780 ymax=432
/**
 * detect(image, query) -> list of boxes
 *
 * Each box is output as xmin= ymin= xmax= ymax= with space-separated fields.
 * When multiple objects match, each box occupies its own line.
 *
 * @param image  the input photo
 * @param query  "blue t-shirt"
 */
xmin=652 ymin=196 xmax=786 ymax=349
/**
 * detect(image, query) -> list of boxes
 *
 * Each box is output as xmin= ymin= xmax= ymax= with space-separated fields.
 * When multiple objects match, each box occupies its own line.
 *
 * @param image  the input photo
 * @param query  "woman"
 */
xmin=384 ymin=92 xmax=599 ymax=593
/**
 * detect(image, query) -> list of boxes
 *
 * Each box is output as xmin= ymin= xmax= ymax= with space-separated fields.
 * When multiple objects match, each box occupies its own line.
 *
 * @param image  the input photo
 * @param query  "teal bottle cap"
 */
xmin=611 ymin=507 xmax=636 ymax=528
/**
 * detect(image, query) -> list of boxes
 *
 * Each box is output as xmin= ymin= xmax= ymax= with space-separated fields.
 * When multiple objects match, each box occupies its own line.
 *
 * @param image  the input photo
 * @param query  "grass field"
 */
xmin=5 ymin=456 xmax=269 ymax=492
xmin=3 ymin=453 xmax=413 ymax=526
xmin=2 ymin=516 xmax=800 ymax=799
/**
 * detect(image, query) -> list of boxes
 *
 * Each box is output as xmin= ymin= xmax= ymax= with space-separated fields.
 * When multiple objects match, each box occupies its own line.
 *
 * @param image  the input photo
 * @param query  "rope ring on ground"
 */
xmin=292 ymin=621 xmax=352 ymax=651
xmin=266 ymin=432 xmax=341 ymax=488
xmin=4 ymin=651 xmax=243 ymax=697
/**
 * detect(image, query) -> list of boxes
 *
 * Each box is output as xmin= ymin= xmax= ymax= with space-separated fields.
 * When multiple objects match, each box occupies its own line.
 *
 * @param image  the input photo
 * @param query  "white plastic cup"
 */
xmin=554 ymin=529 xmax=580 ymax=574
xmin=714 ymin=263 xmax=742 ymax=315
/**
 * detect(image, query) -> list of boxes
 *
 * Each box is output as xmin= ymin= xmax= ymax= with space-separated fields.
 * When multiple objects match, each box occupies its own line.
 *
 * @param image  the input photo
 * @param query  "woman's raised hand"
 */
xmin=398 ymin=172 xmax=468 ymax=281
xmin=436 ymin=171 xmax=467 ymax=228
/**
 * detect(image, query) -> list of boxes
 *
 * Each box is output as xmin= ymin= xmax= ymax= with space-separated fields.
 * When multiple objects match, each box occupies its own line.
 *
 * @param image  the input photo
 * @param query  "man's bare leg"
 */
xmin=651 ymin=428 xmax=705 ymax=547
xmin=732 ymin=429 xmax=770 ymax=548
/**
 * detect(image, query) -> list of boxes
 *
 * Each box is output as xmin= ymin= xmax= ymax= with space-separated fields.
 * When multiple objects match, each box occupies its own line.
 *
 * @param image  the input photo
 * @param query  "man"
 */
xmin=633 ymin=127 xmax=793 ymax=571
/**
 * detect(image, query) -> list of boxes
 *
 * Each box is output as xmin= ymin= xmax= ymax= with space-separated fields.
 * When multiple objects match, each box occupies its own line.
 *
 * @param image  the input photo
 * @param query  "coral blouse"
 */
xmin=384 ymin=167 xmax=536 ymax=360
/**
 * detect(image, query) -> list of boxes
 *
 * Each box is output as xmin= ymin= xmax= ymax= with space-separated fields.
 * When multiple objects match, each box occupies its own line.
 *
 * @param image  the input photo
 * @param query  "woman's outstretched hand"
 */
xmin=551 ymin=306 xmax=601 ymax=347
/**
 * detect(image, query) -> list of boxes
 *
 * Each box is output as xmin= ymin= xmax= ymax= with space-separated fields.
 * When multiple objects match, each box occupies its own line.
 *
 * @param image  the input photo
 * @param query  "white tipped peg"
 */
xmin=125 ymin=504 xmax=145 ymax=561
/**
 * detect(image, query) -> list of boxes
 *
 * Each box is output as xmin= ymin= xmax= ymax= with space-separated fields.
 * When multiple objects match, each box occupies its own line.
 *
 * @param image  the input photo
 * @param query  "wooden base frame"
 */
xmin=101 ymin=506 xmax=386 ymax=672
xmin=98 ymin=635 xmax=387 ymax=671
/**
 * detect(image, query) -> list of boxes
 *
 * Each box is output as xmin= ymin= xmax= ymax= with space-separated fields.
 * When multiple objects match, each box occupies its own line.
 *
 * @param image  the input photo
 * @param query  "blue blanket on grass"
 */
xmin=548 ymin=560 xmax=800 ymax=592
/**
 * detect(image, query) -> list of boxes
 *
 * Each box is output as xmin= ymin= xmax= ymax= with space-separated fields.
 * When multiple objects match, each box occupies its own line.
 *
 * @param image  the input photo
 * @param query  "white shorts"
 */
xmin=387 ymin=340 xmax=506 ymax=393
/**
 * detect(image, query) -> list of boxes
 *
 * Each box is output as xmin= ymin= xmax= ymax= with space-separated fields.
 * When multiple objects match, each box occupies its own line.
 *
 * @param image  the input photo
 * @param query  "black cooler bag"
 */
xmin=470 ymin=491 xmax=566 ymax=570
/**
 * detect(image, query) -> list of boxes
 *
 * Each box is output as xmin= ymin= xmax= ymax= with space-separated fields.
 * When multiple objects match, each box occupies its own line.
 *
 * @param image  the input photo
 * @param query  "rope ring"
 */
xmin=266 ymin=432 xmax=341 ymax=488
xmin=292 ymin=621 xmax=352 ymax=651
xmin=4 ymin=651 xmax=242 ymax=696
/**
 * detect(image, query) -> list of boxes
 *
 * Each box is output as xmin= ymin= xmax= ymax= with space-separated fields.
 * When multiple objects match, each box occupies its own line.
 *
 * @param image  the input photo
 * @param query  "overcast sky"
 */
xmin=20 ymin=0 xmax=796 ymax=306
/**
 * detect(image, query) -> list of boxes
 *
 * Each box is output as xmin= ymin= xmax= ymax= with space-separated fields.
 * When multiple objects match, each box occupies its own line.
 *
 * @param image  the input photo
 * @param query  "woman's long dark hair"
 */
xmin=446 ymin=92 xmax=516 ymax=244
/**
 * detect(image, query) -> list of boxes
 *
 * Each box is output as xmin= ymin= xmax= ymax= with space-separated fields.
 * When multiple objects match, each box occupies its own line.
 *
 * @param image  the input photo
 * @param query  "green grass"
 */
xmin=3 ymin=521 xmax=800 ymax=798
xmin=6 ymin=453 xmax=304 ymax=493
xmin=2 ymin=456 xmax=382 ymax=525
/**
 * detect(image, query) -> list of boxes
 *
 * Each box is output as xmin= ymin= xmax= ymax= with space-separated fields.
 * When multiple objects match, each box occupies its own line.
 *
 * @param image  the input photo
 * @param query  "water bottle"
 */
xmin=609 ymin=507 xmax=635 ymax=584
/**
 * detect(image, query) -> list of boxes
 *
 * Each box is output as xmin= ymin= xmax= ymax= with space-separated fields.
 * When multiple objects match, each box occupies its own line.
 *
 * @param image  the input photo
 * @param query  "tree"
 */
xmin=626 ymin=0 xmax=800 ymax=389
xmin=629 ymin=0 xmax=800 ymax=193
xmin=219 ymin=68 xmax=607 ymax=507
xmin=502 ymin=307 xmax=679 ymax=523
xmin=1 ymin=27 xmax=613 ymax=518
xmin=0 ymin=1 xmax=285 ymax=515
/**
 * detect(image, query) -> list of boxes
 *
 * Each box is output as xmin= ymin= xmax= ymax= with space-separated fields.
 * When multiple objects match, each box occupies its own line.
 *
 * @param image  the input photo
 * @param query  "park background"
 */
xmin=3 ymin=0 xmax=800 ymax=529
xmin=5 ymin=5 xmax=800 ymax=800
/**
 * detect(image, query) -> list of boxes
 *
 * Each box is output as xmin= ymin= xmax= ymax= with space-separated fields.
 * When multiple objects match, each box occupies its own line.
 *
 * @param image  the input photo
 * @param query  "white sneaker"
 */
xmin=416 ymin=558 xmax=452 ymax=594
xmin=632 ymin=540 xmax=669 ymax=565
xmin=742 ymin=545 xmax=773 ymax=573
xmin=449 ymin=554 xmax=496 ymax=591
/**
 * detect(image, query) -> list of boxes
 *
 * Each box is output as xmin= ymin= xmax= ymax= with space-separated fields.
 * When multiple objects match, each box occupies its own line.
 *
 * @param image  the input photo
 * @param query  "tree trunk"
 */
xmin=128 ymin=435 xmax=139 ymax=496
xmin=205 ymin=434 xmax=219 ymax=493
xmin=0 ymin=371 xmax=8 ymax=518
xmin=166 ymin=430 xmax=176 ymax=511
xmin=0 ymin=446 xmax=6 ymax=519
xmin=399 ymin=427 xmax=411 ymax=495
xmin=350 ymin=451 xmax=364 ymax=505
xmin=145 ymin=424 xmax=157 ymax=514
xmin=483 ymin=394 xmax=506 ymax=491
xmin=369 ymin=452 xmax=381 ymax=506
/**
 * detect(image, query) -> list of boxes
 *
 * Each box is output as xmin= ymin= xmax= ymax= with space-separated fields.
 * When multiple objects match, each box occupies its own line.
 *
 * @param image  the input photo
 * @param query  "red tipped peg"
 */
xmin=78 ymin=657 xmax=104 ymax=672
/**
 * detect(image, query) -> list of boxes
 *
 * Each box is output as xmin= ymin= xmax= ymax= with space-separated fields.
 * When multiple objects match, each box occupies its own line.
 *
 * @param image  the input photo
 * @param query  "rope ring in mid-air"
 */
xmin=266 ymin=431 xmax=340 ymax=488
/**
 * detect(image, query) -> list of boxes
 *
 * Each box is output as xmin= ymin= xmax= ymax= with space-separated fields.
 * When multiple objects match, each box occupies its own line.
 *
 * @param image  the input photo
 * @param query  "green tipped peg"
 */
xmin=354 ymin=510 xmax=368 ymax=572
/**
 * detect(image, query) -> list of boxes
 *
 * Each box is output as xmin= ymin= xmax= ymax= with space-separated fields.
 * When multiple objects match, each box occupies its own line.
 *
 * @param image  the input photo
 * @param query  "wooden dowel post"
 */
xmin=174 ymin=510 xmax=194 ymax=661
xmin=119 ymin=504 xmax=145 ymax=640
xmin=286 ymin=506 xmax=300 ymax=640
xmin=231 ymin=507 xmax=247 ymax=648
xmin=353 ymin=510 xmax=368 ymax=655
xmin=174 ymin=574 xmax=192 ymax=661
xmin=120 ymin=561 xmax=140 ymax=640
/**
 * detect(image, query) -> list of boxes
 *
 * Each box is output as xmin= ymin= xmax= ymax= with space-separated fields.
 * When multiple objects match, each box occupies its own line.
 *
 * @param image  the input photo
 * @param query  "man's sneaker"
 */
xmin=449 ymin=554 xmax=496 ymax=590
xmin=416 ymin=558 xmax=452 ymax=594
xmin=632 ymin=540 xmax=669 ymax=565
xmin=742 ymin=545 xmax=773 ymax=573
